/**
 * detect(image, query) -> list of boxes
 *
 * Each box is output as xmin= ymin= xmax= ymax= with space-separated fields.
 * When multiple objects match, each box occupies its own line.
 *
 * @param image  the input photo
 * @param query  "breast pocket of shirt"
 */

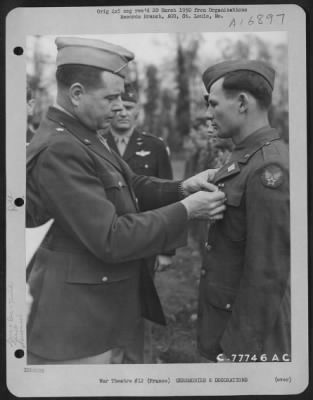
xmin=131 ymin=156 xmax=156 ymax=176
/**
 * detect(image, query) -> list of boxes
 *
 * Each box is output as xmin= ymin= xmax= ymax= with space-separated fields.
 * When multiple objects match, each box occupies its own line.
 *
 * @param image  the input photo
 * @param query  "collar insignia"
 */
xmin=227 ymin=163 xmax=236 ymax=172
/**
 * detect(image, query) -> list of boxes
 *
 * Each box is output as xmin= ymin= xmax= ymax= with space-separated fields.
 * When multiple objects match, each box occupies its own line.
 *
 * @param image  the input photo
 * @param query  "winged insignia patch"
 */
xmin=260 ymin=164 xmax=284 ymax=188
xmin=136 ymin=150 xmax=151 ymax=157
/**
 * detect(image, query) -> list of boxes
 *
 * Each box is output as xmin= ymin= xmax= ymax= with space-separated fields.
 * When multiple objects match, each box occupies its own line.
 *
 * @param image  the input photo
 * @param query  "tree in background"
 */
xmin=160 ymin=89 xmax=175 ymax=145
xmin=143 ymin=64 xmax=162 ymax=136
xmin=174 ymin=39 xmax=191 ymax=151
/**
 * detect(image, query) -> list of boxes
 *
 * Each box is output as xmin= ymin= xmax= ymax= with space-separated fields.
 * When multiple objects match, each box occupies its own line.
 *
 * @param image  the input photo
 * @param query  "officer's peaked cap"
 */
xmin=122 ymin=83 xmax=138 ymax=103
xmin=202 ymin=60 xmax=275 ymax=91
xmin=55 ymin=36 xmax=134 ymax=78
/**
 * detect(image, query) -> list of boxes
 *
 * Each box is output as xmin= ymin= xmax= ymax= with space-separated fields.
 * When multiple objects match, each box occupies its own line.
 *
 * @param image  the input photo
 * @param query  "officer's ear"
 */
xmin=69 ymin=82 xmax=86 ymax=107
xmin=238 ymin=92 xmax=249 ymax=114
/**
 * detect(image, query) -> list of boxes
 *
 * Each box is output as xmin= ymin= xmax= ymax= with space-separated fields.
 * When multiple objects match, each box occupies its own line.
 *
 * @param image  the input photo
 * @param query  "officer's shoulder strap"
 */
xmin=239 ymin=137 xmax=281 ymax=165
xmin=141 ymin=131 xmax=164 ymax=142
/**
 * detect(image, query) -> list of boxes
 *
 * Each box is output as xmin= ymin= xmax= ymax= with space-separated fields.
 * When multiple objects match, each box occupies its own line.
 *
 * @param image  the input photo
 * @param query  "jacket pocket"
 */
xmin=220 ymin=186 xmax=246 ymax=242
xmin=205 ymin=283 xmax=238 ymax=311
xmin=66 ymin=253 xmax=138 ymax=285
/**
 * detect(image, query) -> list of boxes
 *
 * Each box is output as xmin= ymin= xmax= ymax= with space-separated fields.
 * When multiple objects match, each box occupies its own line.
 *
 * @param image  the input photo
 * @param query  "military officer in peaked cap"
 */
xmin=198 ymin=60 xmax=290 ymax=362
xmin=26 ymin=37 xmax=226 ymax=364
xmin=105 ymin=83 xmax=174 ymax=273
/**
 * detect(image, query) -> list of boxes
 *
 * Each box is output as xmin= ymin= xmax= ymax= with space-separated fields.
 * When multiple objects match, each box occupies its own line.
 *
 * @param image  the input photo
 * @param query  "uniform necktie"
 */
xmin=116 ymin=137 xmax=127 ymax=156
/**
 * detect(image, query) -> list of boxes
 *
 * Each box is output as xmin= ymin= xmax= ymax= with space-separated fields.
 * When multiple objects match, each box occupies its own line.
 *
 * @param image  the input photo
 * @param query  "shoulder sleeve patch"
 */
xmin=259 ymin=163 xmax=285 ymax=188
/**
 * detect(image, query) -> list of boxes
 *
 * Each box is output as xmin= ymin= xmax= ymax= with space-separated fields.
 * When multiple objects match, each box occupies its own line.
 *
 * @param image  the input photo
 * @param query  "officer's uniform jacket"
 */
xmin=26 ymin=107 xmax=188 ymax=361
xmin=107 ymin=129 xmax=173 ymax=180
xmin=198 ymin=126 xmax=290 ymax=361
xmin=107 ymin=129 xmax=174 ymax=261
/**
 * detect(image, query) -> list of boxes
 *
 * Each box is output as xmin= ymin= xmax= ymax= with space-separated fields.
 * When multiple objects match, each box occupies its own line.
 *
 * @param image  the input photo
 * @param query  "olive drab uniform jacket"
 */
xmin=26 ymin=107 xmax=188 ymax=361
xmin=107 ymin=129 xmax=173 ymax=180
xmin=107 ymin=129 xmax=175 ymax=262
xmin=198 ymin=126 xmax=290 ymax=361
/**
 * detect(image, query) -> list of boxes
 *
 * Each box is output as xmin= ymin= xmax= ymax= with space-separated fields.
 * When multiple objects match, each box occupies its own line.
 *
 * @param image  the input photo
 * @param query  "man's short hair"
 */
xmin=56 ymin=64 xmax=105 ymax=90
xmin=222 ymin=70 xmax=272 ymax=109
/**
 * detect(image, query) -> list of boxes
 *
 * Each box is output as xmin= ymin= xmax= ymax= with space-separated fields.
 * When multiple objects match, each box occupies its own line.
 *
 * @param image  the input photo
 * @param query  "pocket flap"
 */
xmin=66 ymin=255 xmax=138 ymax=284
xmin=226 ymin=190 xmax=243 ymax=207
xmin=206 ymin=284 xmax=237 ymax=311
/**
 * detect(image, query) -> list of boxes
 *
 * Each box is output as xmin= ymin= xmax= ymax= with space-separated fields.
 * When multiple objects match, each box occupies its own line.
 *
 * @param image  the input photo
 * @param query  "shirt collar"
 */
xmin=111 ymin=130 xmax=134 ymax=144
xmin=53 ymin=103 xmax=77 ymax=119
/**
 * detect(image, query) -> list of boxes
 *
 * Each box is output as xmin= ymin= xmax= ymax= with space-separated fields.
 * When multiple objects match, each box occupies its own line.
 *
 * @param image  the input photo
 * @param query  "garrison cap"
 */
xmin=55 ymin=36 xmax=134 ymax=78
xmin=122 ymin=83 xmax=138 ymax=103
xmin=202 ymin=60 xmax=275 ymax=91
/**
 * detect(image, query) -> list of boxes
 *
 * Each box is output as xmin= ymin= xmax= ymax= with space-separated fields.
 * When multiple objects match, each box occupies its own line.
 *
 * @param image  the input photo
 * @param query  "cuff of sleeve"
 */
xmin=178 ymin=181 xmax=188 ymax=199
xmin=160 ymin=202 xmax=188 ymax=252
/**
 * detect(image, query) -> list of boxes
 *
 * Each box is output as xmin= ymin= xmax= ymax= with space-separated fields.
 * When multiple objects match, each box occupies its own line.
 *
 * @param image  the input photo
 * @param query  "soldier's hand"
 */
xmin=181 ymin=190 xmax=226 ymax=220
xmin=154 ymin=255 xmax=173 ymax=272
xmin=181 ymin=169 xmax=218 ymax=196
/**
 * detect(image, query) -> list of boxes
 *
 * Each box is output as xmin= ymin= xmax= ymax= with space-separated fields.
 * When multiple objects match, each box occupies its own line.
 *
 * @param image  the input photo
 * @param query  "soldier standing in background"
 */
xmin=198 ymin=60 xmax=290 ymax=362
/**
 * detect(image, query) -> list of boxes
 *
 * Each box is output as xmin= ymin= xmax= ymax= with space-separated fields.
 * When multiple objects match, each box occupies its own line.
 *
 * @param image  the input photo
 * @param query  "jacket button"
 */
xmin=101 ymin=276 xmax=108 ymax=282
xmin=206 ymin=243 xmax=212 ymax=252
xmin=144 ymin=164 xmax=149 ymax=168
xmin=225 ymin=303 xmax=231 ymax=309
xmin=84 ymin=139 xmax=91 ymax=145
xmin=200 ymin=269 xmax=207 ymax=277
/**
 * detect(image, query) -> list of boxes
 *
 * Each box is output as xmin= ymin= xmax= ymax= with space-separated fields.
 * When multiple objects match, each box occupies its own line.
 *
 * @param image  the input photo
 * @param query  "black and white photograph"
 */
xmin=6 ymin=4 xmax=308 ymax=397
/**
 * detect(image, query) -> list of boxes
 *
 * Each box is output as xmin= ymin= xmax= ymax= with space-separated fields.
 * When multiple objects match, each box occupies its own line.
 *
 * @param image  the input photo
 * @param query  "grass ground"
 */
xmin=143 ymin=155 xmax=205 ymax=363
xmin=145 ymin=235 xmax=204 ymax=363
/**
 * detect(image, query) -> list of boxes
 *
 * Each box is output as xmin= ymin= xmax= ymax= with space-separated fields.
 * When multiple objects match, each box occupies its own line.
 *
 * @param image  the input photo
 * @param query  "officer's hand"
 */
xmin=181 ymin=190 xmax=226 ymax=220
xmin=181 ymin=169 xmax=218 ymax=196
xmin=154 ymin=255 xmax=173 ymax=272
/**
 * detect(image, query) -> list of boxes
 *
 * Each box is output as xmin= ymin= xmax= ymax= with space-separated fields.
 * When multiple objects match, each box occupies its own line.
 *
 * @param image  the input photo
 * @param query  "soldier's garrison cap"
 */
xmin=55 ymin=37 xmax=134 ymax=78
xmin=202 ymin=60 xmax=275 ymax=91
xmin=122 ymin=83 xmax=138 ymax=103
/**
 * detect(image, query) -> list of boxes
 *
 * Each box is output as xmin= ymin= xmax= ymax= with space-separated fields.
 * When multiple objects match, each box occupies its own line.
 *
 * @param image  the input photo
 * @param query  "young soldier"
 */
xmin=198 ymin=60 xmax=290 ymax=362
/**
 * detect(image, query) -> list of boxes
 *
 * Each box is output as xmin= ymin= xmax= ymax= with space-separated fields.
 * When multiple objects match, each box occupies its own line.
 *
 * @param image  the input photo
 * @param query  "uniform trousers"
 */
xmin=27 ymin=319 xmax=144 ymax=364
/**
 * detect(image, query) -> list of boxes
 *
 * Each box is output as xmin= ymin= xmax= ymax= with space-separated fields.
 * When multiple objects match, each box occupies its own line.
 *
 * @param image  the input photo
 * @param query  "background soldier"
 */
xmin=26 ymin=37 xmax=226 ymax=365
xmin=198 ymin=60 xmax=290 ymax=362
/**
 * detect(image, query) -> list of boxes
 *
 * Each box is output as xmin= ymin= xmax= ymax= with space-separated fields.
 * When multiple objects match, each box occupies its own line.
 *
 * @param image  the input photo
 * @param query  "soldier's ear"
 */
xmin=238 ymin=92 xmax=249 ymax=113
xmin=69 ymin=83 xmax=85 ymax=107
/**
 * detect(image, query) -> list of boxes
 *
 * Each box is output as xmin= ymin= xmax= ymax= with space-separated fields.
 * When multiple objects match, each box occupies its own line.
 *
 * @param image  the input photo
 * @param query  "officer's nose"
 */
xmin=111 ymin=96 xmax=123 ymax=112
xmin=206 ymin=105 xmax=213 ymax=121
